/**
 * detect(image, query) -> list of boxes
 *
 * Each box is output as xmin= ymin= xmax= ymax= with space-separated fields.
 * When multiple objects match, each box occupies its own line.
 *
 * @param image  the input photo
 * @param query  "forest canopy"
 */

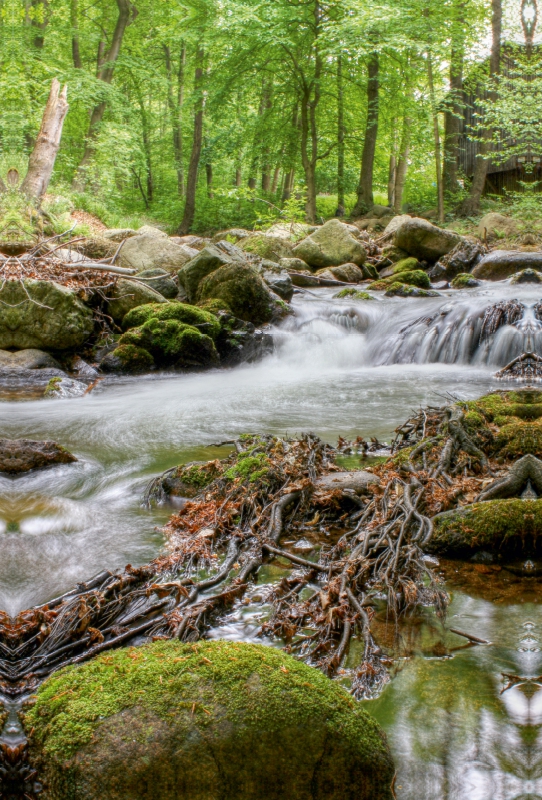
xmin=4 ymin=0 xmax=539 ymax=232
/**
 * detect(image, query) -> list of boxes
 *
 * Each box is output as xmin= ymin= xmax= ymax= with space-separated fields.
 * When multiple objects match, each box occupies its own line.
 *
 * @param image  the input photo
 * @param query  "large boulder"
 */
xmin=107 ymin=279 xmax=166 ymax=323
xmin=381 ymin=214 xmax=413 ymax=237
xmin=292 ymin=219 xmax=366 ymax=269
xmin=261 ymin=270 xmax=294 ymax=301
xmin=0 ymin=349 xmax=60 ymax=369
xmin=315 ymin=263 xmax=367 ymax=283
xmin=178 ymin=244 xmax=245 ymax=303
xmin=135 ymin=268 xmax=178 ymax=299
xmin=102 ymin=228 xmax=137 ymax=242
xmin=393 ymin=218 xmax=461 ymax=262
xmin=26 ymin=640 xmax=394 ymax=800
xmin=197 ymin=263 xmax=280 ymax=325
xmin=472 ymin=250 xmax=542 ymax=280
xmin=478 ymin=213 xmax=518 ymax=240
xmin=429 ymin=239 xmax=485 ymax=280
xmin=0 ymin=280 xmax=94 ymax=350
xmin=119 ymin=234 xmax=197 ymax=273
xmin=240 ymin=232 xmax=294 ymax=262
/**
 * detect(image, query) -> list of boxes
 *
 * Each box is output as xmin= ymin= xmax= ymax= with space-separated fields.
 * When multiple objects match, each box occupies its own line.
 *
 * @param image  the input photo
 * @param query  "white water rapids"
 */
xmin=1 ymin=280 xmax=541 ymax=615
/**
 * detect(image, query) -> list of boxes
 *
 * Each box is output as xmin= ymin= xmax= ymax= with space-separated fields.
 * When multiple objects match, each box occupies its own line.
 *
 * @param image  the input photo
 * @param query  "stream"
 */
xmin=3 ymin=281 xmax=542 ymax=799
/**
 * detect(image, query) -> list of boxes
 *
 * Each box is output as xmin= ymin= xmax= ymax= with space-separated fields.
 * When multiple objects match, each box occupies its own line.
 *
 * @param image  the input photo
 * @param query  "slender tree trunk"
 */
xmin=30 ymin=0 xmax=48 ymax=48
xmin=206 ymin=161 xmax=213 ymax=198
xmin=21 ymin=79 xmax=69 ymax=198
xmin=235 ymin=167 xmax=242 ymax=186
xmin=178 ymin=47 xmax=205 ymax=235
xmin=164 ymin=43 xmax=186 ymax=197
xmin=261 ymin=80 xmax=273 ymax=191
xmin=282 ymin=103 xmax=299 ymax=201
xmin=459 ymin=0 xmax=501 ymax=216
xmin=427 ymin=51 xmax=445 ymax=223
xmin=394 ymin=116 xmax=411 ymax=213
xmin=351 ymin=50 xmax=379 ymax=217
xmin=443 ymin=2 xmax=465 ymax=195
xmin=299 ymin=0 xmax=322 ymax=223
xmin=73 ymin=0 xmax=137 ymax=186
xmin=71 ymin=0 xmax=82 ymax=68
xmin=282 ymin=168 xmax=295 ymax=201
xmin=336 ymin=55 xmax=345 ymax=216
xmin=387 ymin=122 xmax=398 ymax=207
xmin=271 ymin=164 xmax=281 ymax=193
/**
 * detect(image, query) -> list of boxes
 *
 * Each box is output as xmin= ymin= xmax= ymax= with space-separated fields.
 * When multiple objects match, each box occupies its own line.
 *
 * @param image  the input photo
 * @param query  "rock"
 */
xmin=171 ymin=235 xmax=208 ymax=249
xmin=279 ymin=257 xmax=310 ymax=271
xmin=212 ymin=228 xmax=253 ymax=243
xmin=43 ymin=376 xmax=89 ymax=398
xmin=72 ymin=357 xmax=99 ymax=380
xmin=102 ymin=228 xmax=137 ymax=242
xmin=0 ymin=349 xmax=61 ymax=370
xmin=119 ymin=234 xmax=197 ymax=273
xmin=371 ymin=204 xmax=393 ymax=218
xmin=379 ymin=257 xmax=420 ymax=278
xmin=450 ymin=273 xmax=481 ymax=289
xmin=316 ymin=263 xmax=366 ymax=283
xmin=393 ymin=218 xmax=461 ymax=262
xmin=100 ymin=344 xmax=155 ymax=373
xmin=26 ymin=640 xmax=394 ymax=800
xmin=107 ymin=279 xmax=166 ymax=323
xmin=120 ymin=320 xmax=218 ymax=369
xmin=197 ymin=263 xmax=280 ymax=325
xmin=316 ymin=471 xmax=380 ymax=493
xmin=136 ymin=225 xmax=168 ymax=238
xmin=262 ymin=270 xmax=293 ymax=301
xmin=75 ymin=236 xmax=117 ymax=260
xmin=240 ymin=232 xmax=294 ymax=262
xmin=384 ymin=283 xmax=439 ymax=298
xmin=430 ymin=240 xmax=484 ymax=280
xmin=381 ymin=214 xmax=413 ymax=237
xmin=511 ymin=268 xmax=542 ymax=284
xmin=369 ymin=270 xmax=431 ymax=291
xmin=214 ymin=240 xmax=247 ymax=261
xmin=264 ymin=222 xmax=312 ymax=240
xmin=53 ymin=248 xmax=87 ymax=264
xmin=472 ymin=250 xmax=542 ymax=280
xmin=288 ymin=271 xmax=320 ymax=287
xmin=478 ymin=213 xmax=518 ymax=239
xmin=292 ymin=219 xmax=366 ymax=269
xmin=178 ymin=244 xmax=241 ymax=303
xmin=0 ymin=280 xmax=94 ymax=350
xmin=333 ymin=288 xmax=373 ymax=300
xmin=123 ymin=302 xmax=221 ymax=339
xmin=0 ymin=439 xmax=77 ymax=474
xmin=136 ymin=269 xmax=178 ymax=299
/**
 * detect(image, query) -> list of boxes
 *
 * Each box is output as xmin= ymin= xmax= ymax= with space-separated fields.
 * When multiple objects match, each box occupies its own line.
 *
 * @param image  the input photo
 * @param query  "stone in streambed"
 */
xmin=292 ymin=219 xmax=366 ymax=269
xmin=119 ymin=233 xmax=197 ymax=273
xmin=0 ymin=439 xmax=76 ymax=474
xmin=107 ymin=279 xmax=166 ymax=323
xmin=135 ymin=268 xmax=178 ymax=299
xmin=25 ymin=640 xmax=395 ymax=800
xmin=0 ymin=349 xmax=61 ymax=370
xmin=392 ymin=218 xmax=461 ymax=262
xmin=472 ymin=250 xmax=542 ymax=280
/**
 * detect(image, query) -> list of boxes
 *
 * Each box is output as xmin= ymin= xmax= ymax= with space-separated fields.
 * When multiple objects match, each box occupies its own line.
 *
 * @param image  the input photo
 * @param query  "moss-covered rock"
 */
xmin=123 ymin=302 xmax=221 ymax=339
xmin=26 ymin=640 xmax=394 ymax=800
xmin=120 ymin=318 xmax=218 ymax=368
xmin=107 ymin=279 xmax=166 ymax=323
xmin=450 ymin=273 xmax=480 ymax=289
xmin=161 ymin=460 xmax=223 ymax=497
xmin=178 ymin=244 xmax=243 ymax=302
xmin=333 ymin=288 xmax=373 ymax=300
xmin=390 ymin=257 xmax=420 ymax=274
xmin=430 ymin=499 xmax=542 ymax=556
xmin=292 ymin=219 xmax=367 ymax=269
xmin=135 ymin=268 xmax=178 ymax=299
xmin=368 ymin=269 xmax=430 ymax=291
xmin=100 ymin=344 xmax=155 ymax=373
xmin=240 ymin=232 xmax=294 ymax=262
xmin=383 ymin=282 xmax=437 ymax=297
xmin=197 ymin=263 xmax=278 ymax=325
xmin=197 ymin=298 xmax=232 ymax=314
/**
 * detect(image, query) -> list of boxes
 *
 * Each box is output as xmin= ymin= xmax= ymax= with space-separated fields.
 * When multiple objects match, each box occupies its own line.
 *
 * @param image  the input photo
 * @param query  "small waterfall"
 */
xmin=276 ymin=284 xmax=542 ymax=370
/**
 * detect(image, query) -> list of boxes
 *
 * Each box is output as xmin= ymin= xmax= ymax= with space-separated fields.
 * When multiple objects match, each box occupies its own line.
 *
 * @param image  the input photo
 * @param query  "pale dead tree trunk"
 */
xmin=73 ymin=0 xmax=138 ymax=187
xmin=21 ymin=79 xmax=69 ymax=199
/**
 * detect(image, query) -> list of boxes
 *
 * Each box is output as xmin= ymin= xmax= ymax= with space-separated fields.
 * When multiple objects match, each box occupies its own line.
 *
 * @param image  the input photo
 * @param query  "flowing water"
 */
xmin=4 ymin=280 xmax=542 ymax=799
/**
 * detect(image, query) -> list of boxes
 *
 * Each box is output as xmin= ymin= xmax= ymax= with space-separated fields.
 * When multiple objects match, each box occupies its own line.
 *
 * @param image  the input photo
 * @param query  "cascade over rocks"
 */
xmin=292 ymin=219 xmax=367 ymax=269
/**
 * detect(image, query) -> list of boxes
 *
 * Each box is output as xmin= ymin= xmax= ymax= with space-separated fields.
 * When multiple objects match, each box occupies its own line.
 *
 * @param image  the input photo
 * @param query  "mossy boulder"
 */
xmin=123 ymin=302 xmax=221 ymax=339
xmin=451 ymin=273 xmax=480 ymax=289
xmin=334 ymin=288 xmax=373 ymax=300
xmin=107 ymin=279 xmax=166 ymax=323
xmin=393 ymin=218 xmax=461 ymax=262
xmin=119 ymin=318 xmax=218 ymax=368
xmin=119 ymin=233 xmax=197 ymax=273
xmin=136 ymin=268 xmax=178 ymax=299
xmin=430 ymin=499 xmax=542 ymax=556
xmin=197 ymin=263 xmax=279 ymax=325
xmin=100 ymin=344 xmax=155 ymax=374
xmin=390 ymin=257 xmax=420 ymax=274
xmin=178 ymin=243 xmax=245 ymax=302
xmin=384 ymin=282 xmax=437 ymax=297
xmin=368 ymin=269 xmax=430 ymax=291
xmin=25 ymin=640 xmax=394 ymax=800
xmin=0 ymin=280 xmax=94 ymax=350
xmin=292 ymin=219 xmax=366 ymax=269
xmin=240 ymin=232 xmax=294 ymax=262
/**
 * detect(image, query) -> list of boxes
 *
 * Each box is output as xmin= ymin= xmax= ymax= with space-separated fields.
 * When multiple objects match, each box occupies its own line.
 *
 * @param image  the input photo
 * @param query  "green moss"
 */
xmin=119 ymin=319 xmax=218 ymax=368
xmin=123 ymin=302 xmax=221 ymax=339
xmin=114 ymin=344 xmax=154 ymax=371
xmin=25 ymin=641 xmax=388 ymax=763
xmin=451 ymin=272 xmax=478 ymax=289
xmin=44 ymin=376 xmax=62 ymax=396
xmin=177 ymin=461 xmax=222 ymax=490
xmin=333 ymin=288 xmax=373 ymax=300
xmin=464 ymin=410 xmax=484 ymax=429
xmin=197 ymin=263 xmax=276 ymax=325
xmin=391 ymin=257 xmax=419 ymax=274
xmin=197 ymin=298 xmax=231 ymax=314
xmin=225 ymin=451 xmax=271 ymax=483
xmin=494 ymin=421 xmax=542 ymax=458
xmin=431 ymin=499 xmax=542 ymax=555
xmin=368 ymin=270 xmax=430 ymax=291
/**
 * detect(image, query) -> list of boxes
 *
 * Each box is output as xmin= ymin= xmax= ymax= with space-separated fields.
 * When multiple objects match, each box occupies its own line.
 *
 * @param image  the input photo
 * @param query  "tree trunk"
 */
xmin=282 ymin=168 xmax=295 ymax=201
xmin=427 ymin=51 xmax=445 ymax=223
xmin=394 ymin=116 xmax=411 ymax=213
xmin=73 ymin=0 xmax=137 ymax=187
xmin=351 ymin=50 xmax=379 ymax=217
xmin=133 ymin=80 xmax=153 ymax=204
xmin=261 ymin=80 xmax=273 ymax=191
xmin=178 ymin=47 xmax=205 ymax=235
xmin=387 ymin=122 xmax=398 ymax=207
xmin=336 ymin=55 xmax=345 ymax=216
xmin=271 ymin=164 xmax=281 ymax=194
xmin=21 ymin=79 xmax=69 ymax=199
xmin=443 ymin=2 xmax=465 ymax=195
xmin=235 ymin=167 xmax=242 ymax=186
xmin=459 ymin=0 xmax=501 ymax=216
xmin=206 ymin=161 xmax=213 ymax=198
xmin=164 ymin=43 xmax=186 ymax=197
xmin=282 ymin=103 xmax=299 ymax=201
xmin=71 ymin=0 xmax=82 ymax=68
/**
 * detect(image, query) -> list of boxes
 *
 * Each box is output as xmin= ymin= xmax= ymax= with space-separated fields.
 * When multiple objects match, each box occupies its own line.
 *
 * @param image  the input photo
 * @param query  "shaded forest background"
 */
xmin=5 ymin=0 xmax=534 ymax=232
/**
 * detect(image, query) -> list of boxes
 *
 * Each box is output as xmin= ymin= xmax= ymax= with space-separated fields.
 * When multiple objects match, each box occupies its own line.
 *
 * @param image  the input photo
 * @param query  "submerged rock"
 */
xmin=0 ymin=439 xmax=76 ymax=474
xmin=0 ymin=349 xmax=61 ymax=370
xmin=510 ymin=268 xmax=542 ymax=284
xmin=26 ymin=640 xmax=395 ymax=800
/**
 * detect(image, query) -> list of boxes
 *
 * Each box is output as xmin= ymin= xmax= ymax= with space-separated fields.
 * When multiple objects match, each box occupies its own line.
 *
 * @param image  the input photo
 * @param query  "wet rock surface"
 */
xmin=0 ymin=438 xmax=76 ymax=474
